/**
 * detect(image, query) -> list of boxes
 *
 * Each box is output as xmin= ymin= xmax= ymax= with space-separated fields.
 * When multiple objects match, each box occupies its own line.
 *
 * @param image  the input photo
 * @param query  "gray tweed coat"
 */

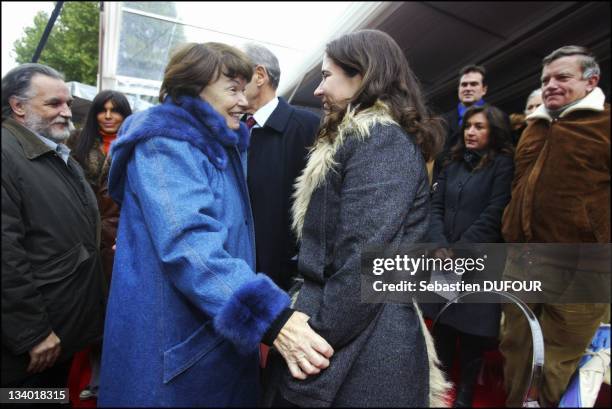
xmin=263 ymin=102 xmax=451 ymax=407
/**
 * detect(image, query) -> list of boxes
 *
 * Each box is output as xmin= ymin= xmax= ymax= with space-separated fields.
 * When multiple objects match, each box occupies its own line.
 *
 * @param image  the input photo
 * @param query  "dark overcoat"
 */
xmin=247 ymin=97 xmax=319 ymax=291
xmin=432 ymin=108 xmax=461 ymax=182
xmin=425 ymin=153 xmax=514 ymax=337
xmin=1 ymin=118 xmax=106 ymax=384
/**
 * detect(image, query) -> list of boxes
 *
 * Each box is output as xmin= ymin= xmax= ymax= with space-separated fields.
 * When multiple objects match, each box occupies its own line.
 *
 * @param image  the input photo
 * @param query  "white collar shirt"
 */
xmin=252 ymin=96 xmax=279 ymax=130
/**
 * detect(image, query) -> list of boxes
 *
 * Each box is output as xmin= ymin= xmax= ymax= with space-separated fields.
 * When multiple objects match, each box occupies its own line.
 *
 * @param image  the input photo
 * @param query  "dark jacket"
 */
xmin=66 ymin=133 xmax=106 ymax=192
xmin=247 ymin=97 xmax=319 ymax=291
xmin=264 ymin=102 xmax=450 ymax=407
xmin=1 ymin=118 xmax=106 ymax=385
xmin=97 ymin=157 xmax=119 ymax=280
xmin=430 ymin=154 xmax=514 ymax=244
xmin=425 ymin=153 xmax=514 ymax=337
xmin=432 ymin=108 xmax=461 ymax=182
xmin=67 ymin=134 xmax=119 ymax=280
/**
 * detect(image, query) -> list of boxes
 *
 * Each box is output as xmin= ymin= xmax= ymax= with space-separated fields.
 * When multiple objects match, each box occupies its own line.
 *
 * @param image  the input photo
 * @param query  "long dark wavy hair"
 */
xmin=73 ymin=90 xmax=132 ymax=166
xmin=317 ymin=29 xmax=444 ymax=161
xmin=448 ymin=104 xmax=514 ymax=170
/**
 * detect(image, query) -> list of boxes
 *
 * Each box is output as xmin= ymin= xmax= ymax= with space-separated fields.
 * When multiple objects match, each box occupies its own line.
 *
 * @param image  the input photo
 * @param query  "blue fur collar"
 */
xmin=111 ymin=95 xmax=249 ymax=171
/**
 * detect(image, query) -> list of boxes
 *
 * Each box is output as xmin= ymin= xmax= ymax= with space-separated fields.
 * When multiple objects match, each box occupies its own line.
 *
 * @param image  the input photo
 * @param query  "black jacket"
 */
xmin=429 ymin=154 xmax=514 ymax=244
xmin=425 ymin=153 xmax=514 ymax=336
xmin=432 ymin=108 xmax=461 ymax=182
xmin=247 ymin=98 xmax=319 ymax=291
xmin=1 ymin=118 xmax=106 ymax=384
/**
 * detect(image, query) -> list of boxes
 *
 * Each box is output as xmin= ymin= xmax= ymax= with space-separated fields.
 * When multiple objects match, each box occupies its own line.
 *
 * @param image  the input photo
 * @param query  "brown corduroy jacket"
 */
xmin=502 ymin=87 xmax=610 ymax=243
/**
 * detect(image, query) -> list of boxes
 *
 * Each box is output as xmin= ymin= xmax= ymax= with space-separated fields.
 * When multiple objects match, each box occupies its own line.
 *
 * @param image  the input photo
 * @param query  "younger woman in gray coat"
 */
xmin=263 ymin=29 xmax=451 ymax=407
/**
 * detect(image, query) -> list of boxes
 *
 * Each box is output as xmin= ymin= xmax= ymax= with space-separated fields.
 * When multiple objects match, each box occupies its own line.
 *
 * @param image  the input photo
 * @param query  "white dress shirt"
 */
xmin=252 ymin=96 xmax=279 ymax=129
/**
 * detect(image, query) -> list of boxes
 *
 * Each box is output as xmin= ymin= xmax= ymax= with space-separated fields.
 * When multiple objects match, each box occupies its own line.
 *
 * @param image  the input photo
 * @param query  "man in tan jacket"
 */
xmin=500 ymin=45 xmax=609 ymax=407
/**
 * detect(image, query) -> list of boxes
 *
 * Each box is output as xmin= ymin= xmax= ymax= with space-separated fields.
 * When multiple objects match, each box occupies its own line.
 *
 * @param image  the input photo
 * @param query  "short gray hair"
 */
xmin=2 ymin=63 xmax=64 ymax=120
xmin=526 ymin=88 xmax=542 ymax=102
xmin=242 ymin=43 xmax=281 ymax=90
xmin=524 ymin=88 xmax=542 ymax=114
xmin=542 ymin=45 xmax=600 ymax=80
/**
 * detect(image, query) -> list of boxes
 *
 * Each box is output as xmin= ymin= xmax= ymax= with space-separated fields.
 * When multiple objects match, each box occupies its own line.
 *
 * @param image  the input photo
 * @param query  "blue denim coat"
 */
xmin=98 ymin=96 xmax=290 ymax=407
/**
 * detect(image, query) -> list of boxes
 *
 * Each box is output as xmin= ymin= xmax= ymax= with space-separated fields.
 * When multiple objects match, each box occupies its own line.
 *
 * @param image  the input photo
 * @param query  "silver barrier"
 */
xmin=432 ymin=291 xmax=544 ymax=407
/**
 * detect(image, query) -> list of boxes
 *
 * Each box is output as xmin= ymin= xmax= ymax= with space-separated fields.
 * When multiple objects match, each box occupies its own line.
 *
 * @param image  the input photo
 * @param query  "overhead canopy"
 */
xmin=285 ymin=1 xmax=611 ymax=115
xmin=96 ymin=2 xmax=610 ymax=115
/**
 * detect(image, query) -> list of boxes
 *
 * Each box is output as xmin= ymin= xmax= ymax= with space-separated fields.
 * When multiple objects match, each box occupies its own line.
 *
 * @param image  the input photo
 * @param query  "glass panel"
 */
xmin=116 ymin=11 xmax=187 ymax=81
xmin=121 ymin=1 xmax=179 ymax=19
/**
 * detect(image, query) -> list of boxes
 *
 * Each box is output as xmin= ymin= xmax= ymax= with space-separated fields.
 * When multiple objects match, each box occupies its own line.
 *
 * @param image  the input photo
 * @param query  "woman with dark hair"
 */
xmin=426 ymin=104 xmax=514 ymax=407
xmin=67 ymin=91 xmax=132 ymax=401
xmin=98 ymin=42 xmax=333 ymax=407
xmin=69 ymin=91 xmax=132 ymax=281
xmin=263 ymin=29 xmax=450 ymax=407
xmin=70 ymin=90 xmax=132 ymax=190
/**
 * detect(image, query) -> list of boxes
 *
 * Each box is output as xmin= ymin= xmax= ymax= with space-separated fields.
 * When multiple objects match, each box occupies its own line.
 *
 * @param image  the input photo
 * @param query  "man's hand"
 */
xmin=27 ymin=331 xmax=61 ymax=373
xmin=273 ymin=311 xmax=334 ymax=380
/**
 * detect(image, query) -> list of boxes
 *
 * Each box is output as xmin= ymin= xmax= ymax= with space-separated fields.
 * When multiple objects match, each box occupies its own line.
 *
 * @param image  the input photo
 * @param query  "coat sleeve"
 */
xmin=306 ymin=126 xmax=426 ymax=348
xmin=458 ymin=156 xmax=515 ymax=243
xmin=1 ymin=152 xmax=53 ymax=354
xmin=428 ymin=165 xmax=450 ymax=245
xmin=127 ymin=138 xmax=289 ymax=354
xmin=97 ymin=158 xmax=119 ymax=256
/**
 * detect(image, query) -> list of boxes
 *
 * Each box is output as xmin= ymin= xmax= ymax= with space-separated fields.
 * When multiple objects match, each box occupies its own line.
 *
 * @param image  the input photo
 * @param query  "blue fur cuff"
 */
xmin=214 ymin=274 xmax=290 ymax=355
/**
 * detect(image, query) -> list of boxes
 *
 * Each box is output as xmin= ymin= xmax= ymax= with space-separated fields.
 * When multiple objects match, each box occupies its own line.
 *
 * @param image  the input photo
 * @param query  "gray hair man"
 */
xmin=241 ymin=43 xmax=320 ymax=292
xmin=500 ymin=45 xmax=609 ymax=407
xmin=2 ymin=64 xmax=105 ymax=388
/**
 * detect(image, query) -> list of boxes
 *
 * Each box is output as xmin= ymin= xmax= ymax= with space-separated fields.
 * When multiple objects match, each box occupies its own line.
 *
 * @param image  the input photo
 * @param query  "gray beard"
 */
xmin=24 ymin=111 xmax=73 ymax=143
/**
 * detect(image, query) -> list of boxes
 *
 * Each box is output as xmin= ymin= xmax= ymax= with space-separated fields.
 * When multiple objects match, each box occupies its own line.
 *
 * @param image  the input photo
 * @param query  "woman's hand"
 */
xmin=273 ymin=311 xmax=334 ymax=380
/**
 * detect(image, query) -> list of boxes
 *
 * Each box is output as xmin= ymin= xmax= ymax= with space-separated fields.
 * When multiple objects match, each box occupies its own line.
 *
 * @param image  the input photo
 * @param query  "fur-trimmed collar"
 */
xmin=527 ymin=87 xmax=605 ymax=122
xmin=108 ymin=96 xmax=249 ymax=204
xmin=291 ymin=100 xmax=397 ymax=240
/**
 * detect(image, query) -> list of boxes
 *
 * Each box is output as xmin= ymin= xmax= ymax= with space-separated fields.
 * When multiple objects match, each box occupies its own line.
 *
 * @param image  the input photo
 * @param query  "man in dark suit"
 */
xmin=242 ymin=44 xmax=320 ymax=291
xmin=433 ymin=65 xmax=489 ymax=182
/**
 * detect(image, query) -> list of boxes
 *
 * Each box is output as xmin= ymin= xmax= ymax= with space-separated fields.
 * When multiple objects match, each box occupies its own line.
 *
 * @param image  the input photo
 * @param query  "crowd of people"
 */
xmin=1 ymin=27 xmax=609 ymax=408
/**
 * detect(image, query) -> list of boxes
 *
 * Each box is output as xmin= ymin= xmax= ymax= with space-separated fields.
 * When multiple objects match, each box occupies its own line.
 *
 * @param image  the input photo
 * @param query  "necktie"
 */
xmin=246 ymin=116 xmax=257 ymax=129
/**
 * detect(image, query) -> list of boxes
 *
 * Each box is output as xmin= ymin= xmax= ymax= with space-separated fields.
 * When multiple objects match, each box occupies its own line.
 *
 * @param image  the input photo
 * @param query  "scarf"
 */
xmin=457 ymin=99 xmax=486 ymax=126
xmin=100 ymin=130 xmax=117 ymax=155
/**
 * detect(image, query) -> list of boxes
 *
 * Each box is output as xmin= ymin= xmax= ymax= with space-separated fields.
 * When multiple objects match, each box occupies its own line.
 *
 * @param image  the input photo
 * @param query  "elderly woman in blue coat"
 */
xmin=426 ymin=104 xmax=514 ymax=407
xmin=98 ymin=42 xmax=333 ymax=407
